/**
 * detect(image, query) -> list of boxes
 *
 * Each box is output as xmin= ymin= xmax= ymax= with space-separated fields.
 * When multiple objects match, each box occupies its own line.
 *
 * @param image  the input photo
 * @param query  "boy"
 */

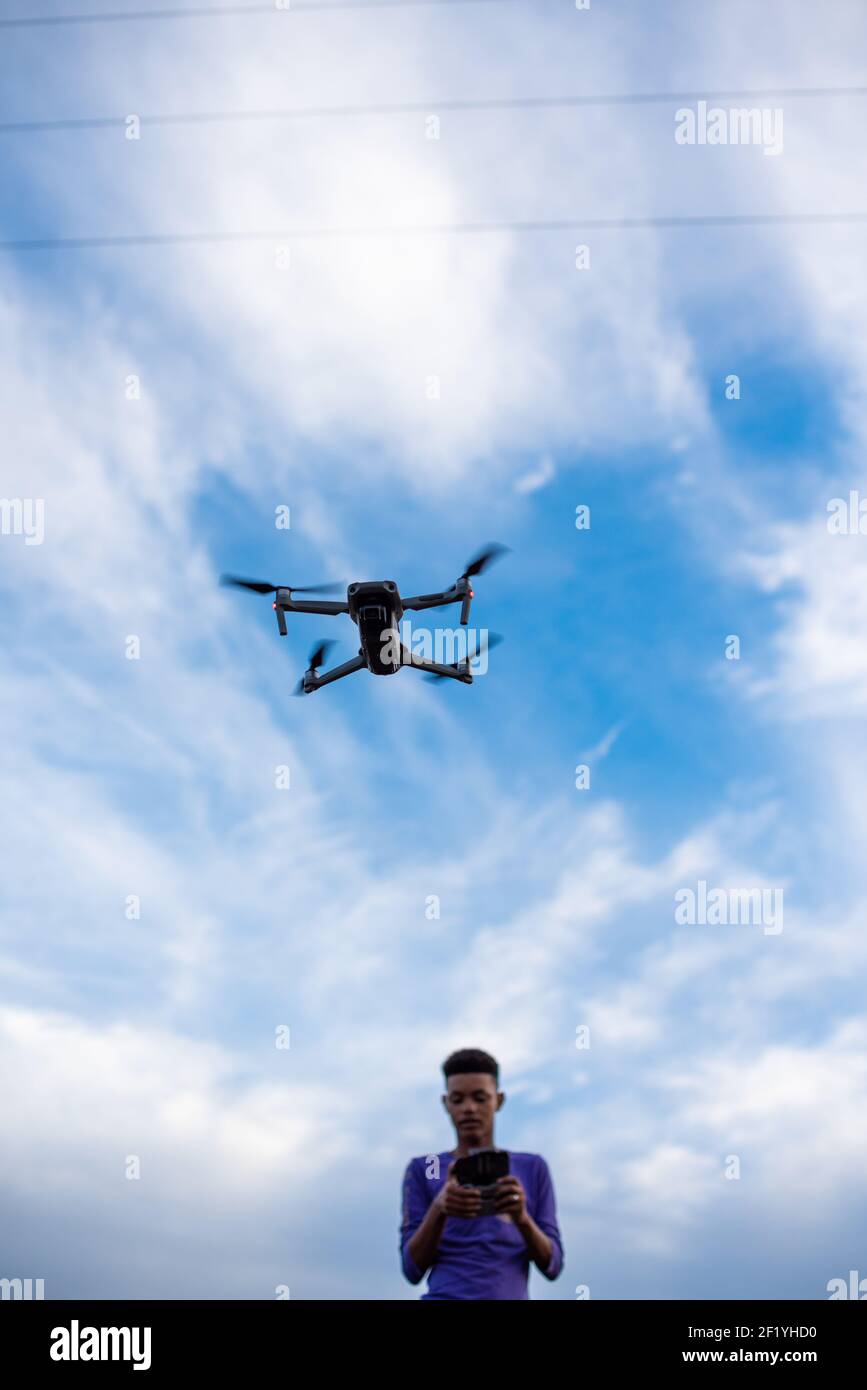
xmin=400 ymin=1048 xmax=564 ymax=1300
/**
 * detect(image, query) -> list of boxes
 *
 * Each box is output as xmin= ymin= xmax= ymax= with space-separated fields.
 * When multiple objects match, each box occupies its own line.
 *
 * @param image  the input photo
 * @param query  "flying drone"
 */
xmin=221 ymin=544 xmax=507 ymax=694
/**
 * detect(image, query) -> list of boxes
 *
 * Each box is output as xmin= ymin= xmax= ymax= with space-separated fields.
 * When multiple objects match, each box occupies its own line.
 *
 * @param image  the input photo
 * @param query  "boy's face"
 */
xmin=442 ymin=1071 xmax=504 ymax=1146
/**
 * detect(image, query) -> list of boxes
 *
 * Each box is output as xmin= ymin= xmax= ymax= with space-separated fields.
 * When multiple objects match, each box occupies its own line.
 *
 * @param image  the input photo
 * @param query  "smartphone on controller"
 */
xmin=453 ymin=1148 xmax=510 ymax=1215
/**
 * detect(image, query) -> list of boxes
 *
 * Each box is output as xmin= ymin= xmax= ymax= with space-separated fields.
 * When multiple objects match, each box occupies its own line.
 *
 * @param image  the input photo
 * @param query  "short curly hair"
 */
xmin=442 ymin=1048 xmax=499 ymax=1082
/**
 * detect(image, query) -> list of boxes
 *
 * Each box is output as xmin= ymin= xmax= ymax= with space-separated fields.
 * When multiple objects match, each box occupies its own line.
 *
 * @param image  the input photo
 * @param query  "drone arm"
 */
xmin=403 ymin=585 xmax=474 ymax=626
xmin=303 ymin=653 xmax=365 ymax=692
xmin=401 ymin=587 xmax=463 ymax=614
xmin=280 ymin=598 xmax=350 ymax=616
xmin=399 ymin=645 xmax=473 ymax=684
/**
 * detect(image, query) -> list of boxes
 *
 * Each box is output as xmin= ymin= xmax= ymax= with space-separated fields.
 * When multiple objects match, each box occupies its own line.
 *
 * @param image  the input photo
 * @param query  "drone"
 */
xmin=221 ymin=544 xmax=507 ymax=695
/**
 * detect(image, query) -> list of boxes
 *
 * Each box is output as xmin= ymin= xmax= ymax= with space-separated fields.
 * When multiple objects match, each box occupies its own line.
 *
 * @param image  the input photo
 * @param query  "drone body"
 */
xmin=349 ymin=580 xmax=404 ymax=676
xmin=222 ymin=546 xmax=506 ymax=695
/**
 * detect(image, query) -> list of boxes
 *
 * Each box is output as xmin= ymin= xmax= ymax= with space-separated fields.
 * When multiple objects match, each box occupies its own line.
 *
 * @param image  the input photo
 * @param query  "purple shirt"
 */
xmin=400 ymin=1150 xmax=564 ymax=1300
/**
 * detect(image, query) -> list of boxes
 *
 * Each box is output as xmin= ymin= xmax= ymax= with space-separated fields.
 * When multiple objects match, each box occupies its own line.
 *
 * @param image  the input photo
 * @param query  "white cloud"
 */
xmin=0 ymin=1006 xmax=352 ymax=1205
xmin=514 ymin=456 xmax=555 ymax=495
xmin=5 ymin=6 xmax=711 ymax=490
xmin=581 ymin=720 xmax=626 ymax=764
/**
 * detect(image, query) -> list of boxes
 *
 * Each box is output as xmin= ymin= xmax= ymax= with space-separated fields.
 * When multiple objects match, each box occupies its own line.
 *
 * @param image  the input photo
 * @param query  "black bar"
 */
xmin=3 ymin=1298 xmax=863 ymax=1374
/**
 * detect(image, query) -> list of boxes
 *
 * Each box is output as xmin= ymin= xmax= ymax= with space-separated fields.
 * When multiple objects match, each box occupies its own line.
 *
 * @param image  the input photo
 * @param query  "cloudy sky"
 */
xmin=2 ymin=0 xmax=867 ymax=1300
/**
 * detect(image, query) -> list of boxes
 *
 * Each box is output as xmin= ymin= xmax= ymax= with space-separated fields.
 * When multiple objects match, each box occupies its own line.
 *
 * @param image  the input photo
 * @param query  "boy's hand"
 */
xmin=435 ymin=1162 xmax=483 ymax=1219
xmin=494 ymin=1175 xmax=527 ymax=1223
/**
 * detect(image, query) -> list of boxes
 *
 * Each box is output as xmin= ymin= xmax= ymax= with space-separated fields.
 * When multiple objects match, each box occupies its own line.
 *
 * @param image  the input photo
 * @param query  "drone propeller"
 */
xmin=220 ymin=575 xmax=344 ymax=596
xmin=308 ymin=640 xmax=336 ymax=671
xmin=424 ymin=631 xmax=503 ymax=681
xmin=461 ymin=544 xmax=510 ymax=580
xmin=293 ymin=639 xmax=337 ymax=695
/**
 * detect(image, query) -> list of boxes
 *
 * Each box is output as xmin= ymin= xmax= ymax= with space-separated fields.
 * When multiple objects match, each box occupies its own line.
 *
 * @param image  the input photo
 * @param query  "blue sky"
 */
xmin=2 ymin=0 xmax=867 ymax=1301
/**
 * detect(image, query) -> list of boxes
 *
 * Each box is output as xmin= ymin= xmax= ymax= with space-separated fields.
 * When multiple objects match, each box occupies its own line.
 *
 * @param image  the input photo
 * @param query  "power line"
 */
xmin=3 ymin=211 xmax=867 ymax=251
xmin=1 ymin=0 xmax=512 ymax=29
xmin=2 ymin=86 xmax=867 ymax=135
